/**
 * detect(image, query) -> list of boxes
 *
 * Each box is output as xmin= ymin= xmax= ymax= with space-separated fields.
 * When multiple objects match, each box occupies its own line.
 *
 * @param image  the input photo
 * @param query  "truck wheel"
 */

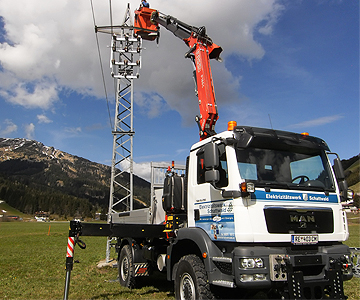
xmin=118 ymin=245 xmax=135 ymax=288
xmin=174 ymin=255 xmax=214 ymax=300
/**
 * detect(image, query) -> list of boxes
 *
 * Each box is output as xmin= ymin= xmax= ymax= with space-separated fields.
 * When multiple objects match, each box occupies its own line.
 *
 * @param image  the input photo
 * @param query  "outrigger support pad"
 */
xmin=63 ymin=221 xmax=112 ymax=300
xmin=63 ymin=221 xmax=85 ymax=300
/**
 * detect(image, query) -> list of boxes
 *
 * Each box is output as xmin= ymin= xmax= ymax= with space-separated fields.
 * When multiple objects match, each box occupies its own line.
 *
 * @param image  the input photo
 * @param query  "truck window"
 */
xmin=238 ymin=163 xmax=257 ymax=180
xmin=217 ymin=159 xmax=228 ymax=188
xmin=290 ymin=155 xmax=326 ymax=184
xmin=198 ymin=151 xmax=206 ymax=184
xmin=236 ymin=148 xmax=335 ymax=191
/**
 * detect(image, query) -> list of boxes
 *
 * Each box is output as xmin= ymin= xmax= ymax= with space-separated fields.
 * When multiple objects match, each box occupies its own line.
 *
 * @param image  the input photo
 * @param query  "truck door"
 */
xmin=188 ymin=143 xmax=238 ymax=241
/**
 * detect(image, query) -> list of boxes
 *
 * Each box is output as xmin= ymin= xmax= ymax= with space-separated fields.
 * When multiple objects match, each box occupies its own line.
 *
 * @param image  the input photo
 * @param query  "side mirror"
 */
xmin=333 ymin=157 xmax=345 ymax=181
xmin=332 ymin=157 xmax=354 ymax=201
xmin=338 ymin=180 xmax=348 ymax=201
xmin=204 ymin=143 xmax=219 ymax=169
xmin=205 ymin=169 xmax=220 ymax=183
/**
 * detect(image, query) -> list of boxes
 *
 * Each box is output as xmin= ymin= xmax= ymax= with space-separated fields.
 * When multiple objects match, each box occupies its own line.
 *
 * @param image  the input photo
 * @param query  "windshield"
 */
xmin=236 ymin=148 xmax=335 ymax=191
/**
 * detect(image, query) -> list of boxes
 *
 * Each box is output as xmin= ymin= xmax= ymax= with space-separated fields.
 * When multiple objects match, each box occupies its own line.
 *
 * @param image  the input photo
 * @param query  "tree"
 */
xmin=353 ymin=194 xmax=360 ymax=209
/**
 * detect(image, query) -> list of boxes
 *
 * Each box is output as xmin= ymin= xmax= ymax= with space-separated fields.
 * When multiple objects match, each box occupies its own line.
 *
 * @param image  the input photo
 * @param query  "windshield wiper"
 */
xmin=291 ymin=184 xmax=323 ymax=191
xmin=290 ymin=185 xmax=335 ymax=193
xmin=253 ymin=181 xmax=335 ymax=194
xmin=255 ymin=182 xmax=290 ymax=189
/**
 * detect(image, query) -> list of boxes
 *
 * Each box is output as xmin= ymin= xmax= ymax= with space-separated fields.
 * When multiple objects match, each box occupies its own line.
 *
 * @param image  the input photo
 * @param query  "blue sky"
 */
xmin=0 ymin=0 xmax=358 ymax=180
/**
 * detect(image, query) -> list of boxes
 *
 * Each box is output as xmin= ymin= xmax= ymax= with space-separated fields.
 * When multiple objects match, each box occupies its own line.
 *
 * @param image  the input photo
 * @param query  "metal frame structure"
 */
xmin=97 ymin=4 xmax=142 ymax=262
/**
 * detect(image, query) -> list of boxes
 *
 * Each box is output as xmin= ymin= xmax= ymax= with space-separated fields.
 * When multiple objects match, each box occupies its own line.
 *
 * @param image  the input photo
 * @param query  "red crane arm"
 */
xmin=134 ymin=7 xmax=223 ymax=140
xmin=184 ymin=35 xmax=219 ymax=140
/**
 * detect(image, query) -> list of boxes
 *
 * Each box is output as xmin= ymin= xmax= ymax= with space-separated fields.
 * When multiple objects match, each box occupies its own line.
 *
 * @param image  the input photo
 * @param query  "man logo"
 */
xmin=290 ymin=214 xmax=315 ymax=223
xmin=299 ymin=222 xmax=307 ymax=228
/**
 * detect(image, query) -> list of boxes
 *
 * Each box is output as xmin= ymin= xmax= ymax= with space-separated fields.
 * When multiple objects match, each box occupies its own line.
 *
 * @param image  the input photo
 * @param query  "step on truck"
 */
xmin=63 ymin=4 xmax=354 ymax=300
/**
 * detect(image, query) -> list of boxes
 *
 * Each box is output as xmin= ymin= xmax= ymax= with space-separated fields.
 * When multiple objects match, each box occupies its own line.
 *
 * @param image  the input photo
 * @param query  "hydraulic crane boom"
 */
xmin=134 ymin=7 xmax=223 ymax=140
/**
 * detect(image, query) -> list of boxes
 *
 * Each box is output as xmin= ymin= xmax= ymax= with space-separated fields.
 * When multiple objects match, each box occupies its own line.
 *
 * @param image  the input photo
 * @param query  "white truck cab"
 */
xmin=187 ymin=125 xmax=349 ymax=244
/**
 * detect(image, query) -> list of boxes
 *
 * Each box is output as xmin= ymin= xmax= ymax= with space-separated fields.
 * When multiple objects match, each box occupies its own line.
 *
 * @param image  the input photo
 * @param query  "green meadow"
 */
xmin=0 ymin=217 xmax=359 ymax=299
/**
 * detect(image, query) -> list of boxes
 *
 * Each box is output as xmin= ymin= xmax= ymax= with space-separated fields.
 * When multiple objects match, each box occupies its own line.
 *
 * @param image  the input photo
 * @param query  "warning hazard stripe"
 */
xmin=66 ymin=237 xmax=75 ymax=258
xmin=134 ymin=263 xmax=149 ymax=277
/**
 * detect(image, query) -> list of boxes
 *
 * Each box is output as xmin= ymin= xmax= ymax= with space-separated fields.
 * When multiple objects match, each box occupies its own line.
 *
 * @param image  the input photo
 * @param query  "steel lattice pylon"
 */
xmin=97 ymin=4 xmax=142 ymax=262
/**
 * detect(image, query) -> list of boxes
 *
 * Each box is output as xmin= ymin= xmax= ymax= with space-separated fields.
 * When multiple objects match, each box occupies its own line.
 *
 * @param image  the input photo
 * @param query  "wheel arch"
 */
xmin=168 ymin=227 xmax=223 ymax=281
xmin=116 ymin=237 xmax=131 ymax=248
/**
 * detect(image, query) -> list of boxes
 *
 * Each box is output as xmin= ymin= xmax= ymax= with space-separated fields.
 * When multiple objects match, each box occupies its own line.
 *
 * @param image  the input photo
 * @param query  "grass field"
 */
xmin=0 ymin=221 xmax=172 ymax=300
xmin=0 ymin=217 xmax=359 ymax=300
xmin=0 ymin=201 xmax=31 ymax=219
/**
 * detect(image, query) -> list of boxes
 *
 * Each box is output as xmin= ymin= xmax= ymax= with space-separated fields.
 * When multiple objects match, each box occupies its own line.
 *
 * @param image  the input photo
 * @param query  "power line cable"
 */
xmin=109 ymin=0 xmax=114 ymax=36
xmin=90 ymin=0 xmax=113 ymax=129
xmin=109 ymin=0 xmax=118 ymax=115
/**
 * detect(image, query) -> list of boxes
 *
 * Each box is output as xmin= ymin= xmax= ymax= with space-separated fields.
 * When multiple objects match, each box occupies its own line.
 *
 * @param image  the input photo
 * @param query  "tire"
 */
xmin=174 ymin=255 xmax=214 ymax=300
xmin=118 ymin=245 xmax=135 ymax=288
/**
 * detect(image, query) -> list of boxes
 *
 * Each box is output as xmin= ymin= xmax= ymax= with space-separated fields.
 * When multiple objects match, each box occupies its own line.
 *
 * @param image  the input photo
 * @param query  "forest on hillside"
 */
xmin=0 ymin=175 xmax=95 ymax=218
xmin=0 ymin=173 xmax=149 ymax=219
xmin=0 ymin=155 xmax=150 ymax=219
xmin=0 ymin=142 xmax=358 ymax=218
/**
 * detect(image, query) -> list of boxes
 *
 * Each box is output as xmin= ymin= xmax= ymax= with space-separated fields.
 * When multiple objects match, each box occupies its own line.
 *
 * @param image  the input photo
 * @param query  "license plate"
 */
xmin=291 ymin=234 xmax=318 ymax=245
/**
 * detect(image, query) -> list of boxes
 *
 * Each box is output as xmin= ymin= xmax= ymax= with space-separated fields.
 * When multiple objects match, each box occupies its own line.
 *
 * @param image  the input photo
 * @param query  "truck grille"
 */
xmin=264 ymin=206 xmax=333 ymax=234
xmin=213 ymin=261 xmax=233 ymax=275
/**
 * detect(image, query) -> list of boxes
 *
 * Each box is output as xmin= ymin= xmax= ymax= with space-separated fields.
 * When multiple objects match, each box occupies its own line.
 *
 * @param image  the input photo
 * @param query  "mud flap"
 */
xmin=134 ymin=263 xmax=150 ymax=277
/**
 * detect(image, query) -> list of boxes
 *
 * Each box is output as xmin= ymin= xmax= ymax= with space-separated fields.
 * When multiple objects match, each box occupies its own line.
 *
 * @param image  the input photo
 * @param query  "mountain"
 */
xmin=0 ymin=138 xmax=358 ymax=218
xmin=0 ymin=138 xmax=150 ymax=218
xmin=342 ymin=154 xmax=360 ymax=194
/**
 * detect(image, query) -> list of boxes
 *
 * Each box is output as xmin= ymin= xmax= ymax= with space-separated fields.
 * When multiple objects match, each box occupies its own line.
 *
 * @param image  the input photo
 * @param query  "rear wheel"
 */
xmin=118 ymin=245 xmax=135 ymax=288
xmin=174 ymin=255 xmax=214 ymax=300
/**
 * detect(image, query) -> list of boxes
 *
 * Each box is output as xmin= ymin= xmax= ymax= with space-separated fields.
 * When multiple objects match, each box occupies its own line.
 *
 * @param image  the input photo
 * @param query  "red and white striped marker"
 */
xmin=66 ymin=237 xmax=75 ymax=258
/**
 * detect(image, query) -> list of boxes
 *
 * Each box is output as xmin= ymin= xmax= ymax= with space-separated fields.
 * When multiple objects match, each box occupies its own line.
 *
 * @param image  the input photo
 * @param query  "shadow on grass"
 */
xmin=92 ymin=271 xmax=174 ymax=300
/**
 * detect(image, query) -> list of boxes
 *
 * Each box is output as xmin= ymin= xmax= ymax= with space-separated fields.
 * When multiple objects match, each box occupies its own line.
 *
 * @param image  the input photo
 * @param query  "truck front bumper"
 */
xmin=229 ymin=243 xmax=353 ymax=298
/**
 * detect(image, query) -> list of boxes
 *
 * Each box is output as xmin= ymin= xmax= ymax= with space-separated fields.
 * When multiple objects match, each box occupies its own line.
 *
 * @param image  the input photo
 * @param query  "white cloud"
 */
xmin=64 ymin=127 xmax=82 ymax=134
xmin=0 ymin=119 xmax=18 ymax=136
xmin=37 ymin=114 xmax=53 ymax=124
xmin=257 ymin=2 xmax=285 ymax=35
xmin=0 ymin=0 xmax=284 ymax=119
xmin=1 ymin=80 xmax=59 ymax=109
xmin=120 ymin=160 xmax=151 ymax=181
xmin=85 ymin=123 xmax=105 ymax=131
xmin=134 ymin=92 xmax=169 ymax=118
xmin=24 ymin=123 xmax=35 ymax=139
xmin=289 ymin=114 xmax=344 ymax=128
xmin=176 ymin=149 xmax=189 ymax=156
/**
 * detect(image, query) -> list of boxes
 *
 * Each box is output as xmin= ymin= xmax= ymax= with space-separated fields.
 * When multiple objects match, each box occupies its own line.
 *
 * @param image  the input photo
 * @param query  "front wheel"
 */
xmin=174 ymin=255 xmax=214 ymax=300
xmin=118 ymin=244 xmax=135 ymax=288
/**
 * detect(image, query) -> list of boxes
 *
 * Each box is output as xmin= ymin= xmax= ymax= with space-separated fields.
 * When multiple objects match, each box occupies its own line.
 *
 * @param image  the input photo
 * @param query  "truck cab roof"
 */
xmin=191 ymin=126 xmax=330 ymax=154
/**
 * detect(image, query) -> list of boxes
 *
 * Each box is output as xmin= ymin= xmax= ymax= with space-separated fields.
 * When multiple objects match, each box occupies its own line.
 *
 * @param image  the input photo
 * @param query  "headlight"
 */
xmin=240 ymin=258 xmax=264 ymax=269
xmin=254 ymin=257 xmax=264 ymax=268
xmin=241 ymin=258 xmax=255 ymax=269
xmin=240 ymin=273 xmax=267 ymax=282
